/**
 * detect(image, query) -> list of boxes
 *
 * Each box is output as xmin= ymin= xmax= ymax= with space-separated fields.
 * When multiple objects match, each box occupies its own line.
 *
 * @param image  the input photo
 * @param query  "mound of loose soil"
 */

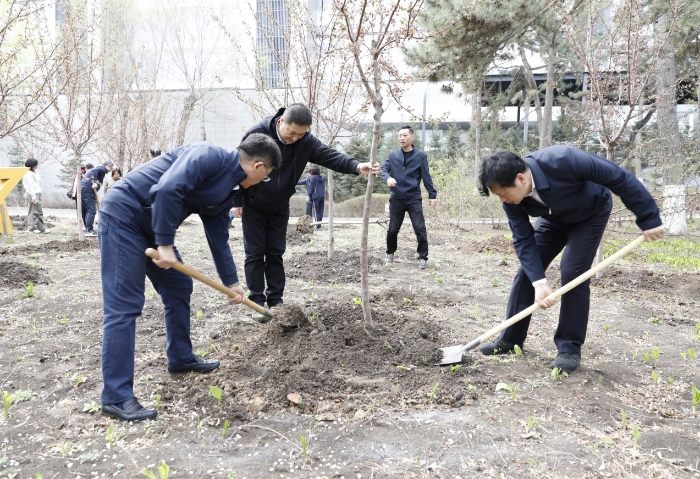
xmin=296 ymin=215 xmax=315 ymax=234
xmin=286 ymin=225 xmax=313 ymax=246
xmin=0 ymin=239 xmax=97 ymax=257
xmin=286 ymin=250 xmax=384 ymax=283
xmin=469 ymin=235 xmax=514 ymax=254
xmin=0 ymin=260 xmax=51 ymax=286
xmin=269 ymin=304 xmax=308 ymax=328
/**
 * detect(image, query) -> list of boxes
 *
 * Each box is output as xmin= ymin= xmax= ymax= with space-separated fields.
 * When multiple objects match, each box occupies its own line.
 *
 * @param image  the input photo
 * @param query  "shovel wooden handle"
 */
xmin=473 ymin=234 xmax=646 ymax=345
xmin=144 ymin=248 xmax=271 ymax=317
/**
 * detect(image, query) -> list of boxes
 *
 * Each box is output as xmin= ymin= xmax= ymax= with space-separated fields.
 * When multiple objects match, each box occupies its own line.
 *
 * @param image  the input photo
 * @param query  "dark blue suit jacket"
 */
xmin=381 ymin=148 xmax=437 ymax=200
xmin=504 ymin=145 xmax=662 ymax=283
xmin=101 ymin=142 xmax=247 ymax=286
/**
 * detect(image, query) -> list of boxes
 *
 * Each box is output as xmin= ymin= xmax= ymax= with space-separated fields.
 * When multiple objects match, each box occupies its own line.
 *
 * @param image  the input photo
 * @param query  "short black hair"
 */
xmin=25 ymin=158 xmax=38 ymax=169
xmin=238 ymin=133 xmax=282 ymax=169
xmin=103 ymin=161 xmax=114 ymax=167
xmin=478 ymin=151 xmax=528 ymax=196
xmin=112 ymin=168 xmax=122 ymax=177
xmin=399 ymin=125 xmax=414 ymax=135
xmin=150 ymin=147 xmax=161 ymax=158
xmin=282 ymin=103 xmax=313 ymax=126
xmin=85 ymin=163 xmax=94 ymax=170
xmin=308 ymin=165 xmax=321 ymax=175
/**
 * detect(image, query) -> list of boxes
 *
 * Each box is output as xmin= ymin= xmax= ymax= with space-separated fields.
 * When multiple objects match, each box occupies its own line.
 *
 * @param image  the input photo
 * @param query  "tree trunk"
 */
xmin=519 ymin=47 xmax=543 ymax=136
xmin=327 ymin=170 xmax=334 ymax=259
xmin=656 ymin=13 xmax=685 ymax=233
xmin=76 ymin=160 xmax=84 ymax=241
xmin=199 ymin=94 xmax=207 ymax=141
xmin=541 ymin=39 xmax=556 ymax=149
xmin=360 ymin=102 xmax=381 ymax=328
xmin=176 ymin=92 xmax=197 ymax=147
xmin=472 ymin=84 xmax=482 ymax=177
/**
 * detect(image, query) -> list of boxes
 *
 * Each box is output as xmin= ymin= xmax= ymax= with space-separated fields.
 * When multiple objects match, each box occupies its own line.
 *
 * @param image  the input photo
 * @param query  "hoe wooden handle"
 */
xmin=144 ymin=248 xmax=272 ymax=317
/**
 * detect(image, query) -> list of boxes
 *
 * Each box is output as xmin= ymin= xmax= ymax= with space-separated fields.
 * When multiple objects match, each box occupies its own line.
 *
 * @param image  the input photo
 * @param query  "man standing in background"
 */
xmin=382 ymin=125 xmax=437 ymax=270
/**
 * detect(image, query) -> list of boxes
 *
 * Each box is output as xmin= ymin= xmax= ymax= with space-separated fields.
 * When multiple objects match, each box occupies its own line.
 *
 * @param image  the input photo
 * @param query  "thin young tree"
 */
xmin=336 ymin=0 xmax=423 ymax=326
xmin=221 ymin=0 xmax=366 ymax=258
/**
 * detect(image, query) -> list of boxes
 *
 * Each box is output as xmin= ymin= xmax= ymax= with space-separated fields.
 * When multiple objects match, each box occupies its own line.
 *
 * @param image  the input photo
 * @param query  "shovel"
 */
xmin=440 ymin=235 xmax=646 ymax=365
xmin=145 ymin=248 xmax=288 ymax=326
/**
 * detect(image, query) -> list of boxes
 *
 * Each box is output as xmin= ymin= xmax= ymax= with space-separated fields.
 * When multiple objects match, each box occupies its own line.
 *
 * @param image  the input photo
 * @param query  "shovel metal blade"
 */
xmin=439 ymin=338 xmax=481 ymax=365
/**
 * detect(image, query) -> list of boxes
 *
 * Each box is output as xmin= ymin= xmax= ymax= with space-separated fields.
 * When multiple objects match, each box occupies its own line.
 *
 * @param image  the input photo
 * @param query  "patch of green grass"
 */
xmin=604 ymin=238 xmax=700 ymax=270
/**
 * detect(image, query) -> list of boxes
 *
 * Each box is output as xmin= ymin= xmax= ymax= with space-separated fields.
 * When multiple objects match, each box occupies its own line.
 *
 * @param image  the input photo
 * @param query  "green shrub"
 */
xmin=333 ymin=194 xmax=390 ymax=217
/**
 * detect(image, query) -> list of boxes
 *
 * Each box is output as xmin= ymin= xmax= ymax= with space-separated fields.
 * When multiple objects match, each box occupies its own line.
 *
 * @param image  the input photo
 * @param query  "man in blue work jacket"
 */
xmin=98 ymin=134 xmax=281 ymax=422
xmin=232 ymin=104 xmax=377 ymax=320
xmin=478 ymin=146 xmax=665 ymax=373
xmin=82 ymin=161 xmax=114 ymax=236
xmin=296 ymin=165 xmax=325 ymax=229
xmin=381 ymin=125 xmax=437 ymax=270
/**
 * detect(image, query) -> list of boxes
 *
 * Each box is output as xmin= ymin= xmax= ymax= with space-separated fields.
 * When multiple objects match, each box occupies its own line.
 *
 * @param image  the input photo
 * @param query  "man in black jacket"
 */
xmin=381 ymin=125 xmax=437 ymax=270
xmin=233 ymin=104 xmax=377 ymax=319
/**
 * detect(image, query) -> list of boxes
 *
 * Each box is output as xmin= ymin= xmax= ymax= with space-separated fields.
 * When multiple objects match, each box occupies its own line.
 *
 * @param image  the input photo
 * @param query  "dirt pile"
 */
xmin=286 ymin=250 xmax=384 ymax=283
xmin=0 ymin=239 xmax=97 ymax=256
xmin=269 ymin=304 xmax=308 ymax=328
xmin=0 ymin=260 xmax=51 ymax=286
xmin=470 ymin=235 xmax=514 ymax=254
xmin=286 ymin=225 xmax=313 ymax=246
xmin=295 ymin=214 xmax=315 ymax=234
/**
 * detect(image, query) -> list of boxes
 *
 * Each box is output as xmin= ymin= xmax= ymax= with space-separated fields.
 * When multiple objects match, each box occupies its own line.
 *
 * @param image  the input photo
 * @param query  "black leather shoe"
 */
xmin=102 ymin=397 xmax=157 ymax=422
xmin=168 ymin=355 xmax=220 ymax=373
xmin=478 ymin=338 xmax=521 ymax=355
xmin=550 ymin=353 xmax=581 ymax=373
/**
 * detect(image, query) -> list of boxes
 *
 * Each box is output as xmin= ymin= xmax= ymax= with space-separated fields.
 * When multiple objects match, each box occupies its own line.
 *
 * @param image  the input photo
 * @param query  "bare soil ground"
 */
xmin=1 ymin=216 xmax=699 ymax=478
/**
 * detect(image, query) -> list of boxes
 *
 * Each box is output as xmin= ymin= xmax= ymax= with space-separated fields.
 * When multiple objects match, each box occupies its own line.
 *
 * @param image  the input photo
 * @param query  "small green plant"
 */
xmin=209 ymin=386 xmax=223 ymax=406
xmin=155 ymin=394 xmax=162 ymax=410
xmin=3 ymin=391 xmax=12 ymax=418
xmin=222 ymin=419 xmax=230 ymax=438
xmin=524 ymin=415 xmax=540 ymax=433
xmin=604 ymin=323 xmax=610 ymax=335
xmin=82 ymin=398 xmax=100 ymax=413
xmin=466 ymin=383 xmax=478 ymax=395
xmin=434 ymin=275 xmax=443 ymax=284
xmin=196 ymin=310 xmax=203 ymax=321
xmin=299 ymin=434 xmax=309 ymax=462
xmin=642 ymin=351 xmax=650 ymax=364
xmin=403 ymin=297 xmax=411 ymax=304
xmin=681 ymin=352 xmax=687 ymax=360
xmin=307 ymin=312 xmax=318 ymax=323
xmin=632 ymin=350 xmax=638 ymax=360
xmin=106 ymin=424 xmax=124 ymax=450
xmin=450 ymin=364 xmax=461 ymax=373
xmin=310 ymin=292 xmax=316 ymax=301
xmin=666 ymin=377 xmax=674 ymax=386
xmin=21 ymin=282 xmax=36 ymax=298
xmin=71 ymin=373 xmax=87 ymax=387
xmin=688 ymin=347 xmax=697 ymax=363
xmin=513 ymin=344 xmax=523 ymax=356
xmin=692 ymin=383 xmax=700 ymax=413
xmin=694 ymin=322 xmax=700 ymax=342
xmin=492 ymin=278 xmax=499 ymax=287
xmin=651 ymin=370 xmax=660 ymax=384
xmin=352 ymin=297 xmax=362 ymax=306
xmin=495 ymin=382 xmax=519 ymax=401
xmin=621 ymin=409 xmax=627 ymax=430
xmin=149 ymin=289 xmax=157 ymax=299
xmin=140 ymin=460 xmax=170 ymax=479
xmin=551 ymin=368 xmax=568 ymax=381
xmin=650 ymin=347 xmax=660 ymax=364
xmin=648 ymin=315 xmax=661 ymax=324
xmin=12 ymin=390 xmax=36 ymax=403
xmin=632 ymin=425 xmax=640 ymax=449
xmin=429 ymin=382 xmax=440 ymax=401
xmin=57 ymin=314 xmax=69 ymax=325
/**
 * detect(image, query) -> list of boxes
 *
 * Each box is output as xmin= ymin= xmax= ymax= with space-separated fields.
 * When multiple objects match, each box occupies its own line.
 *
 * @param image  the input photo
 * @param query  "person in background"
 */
xmin=81 ymin=161 xmax=114 ymax=236
xmin=296 ymin=166 xmax=325 ymax=230
xmin=296 ymin=171 xmax=314 ymax=216
xmin=22 ymin=158 xmax=51 ymax=234
xmin=103 ymin=168 xmax=122 ymax=195
xmin=150 ymin=147 xmax=162 ymax=159
xmin=381 ymin=125 xmax=437 ymax=270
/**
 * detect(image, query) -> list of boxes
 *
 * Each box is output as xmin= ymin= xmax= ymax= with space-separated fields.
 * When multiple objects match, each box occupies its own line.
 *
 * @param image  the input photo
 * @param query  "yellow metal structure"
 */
xmin=0 ymin=167 xmax=28 ymax=235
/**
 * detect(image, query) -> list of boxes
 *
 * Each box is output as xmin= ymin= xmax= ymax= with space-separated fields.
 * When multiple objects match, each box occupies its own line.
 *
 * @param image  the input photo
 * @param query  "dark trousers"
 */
xmin=98 ymin=213 xmax=194 ymax=405
xmin=305 ymin=197 xmax=313 ymax=216
xmin=386 ymin=197 xmax=428 ymax=260
xmin=242 ymin=204 xmax=289 ymax=307
xmin=81 ymin=187 xmax=97 ymax=232
xmin=500 ymin=201 xmax=611 ymax=355
xmin=312 ymin=197 xmax=324 ymax=229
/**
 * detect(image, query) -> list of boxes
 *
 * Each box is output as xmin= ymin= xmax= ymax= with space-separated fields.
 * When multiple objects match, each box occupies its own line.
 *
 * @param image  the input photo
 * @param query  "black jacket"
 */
xmin=234 ymin=108 xmax=358 ymax=213
xmin=381 ymin=147 xmax=437 ymax=200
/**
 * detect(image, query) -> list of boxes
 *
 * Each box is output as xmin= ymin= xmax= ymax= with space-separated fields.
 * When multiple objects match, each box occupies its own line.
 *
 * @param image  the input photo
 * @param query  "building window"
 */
xmin=256 ymin=0 xmax=288 ymax=88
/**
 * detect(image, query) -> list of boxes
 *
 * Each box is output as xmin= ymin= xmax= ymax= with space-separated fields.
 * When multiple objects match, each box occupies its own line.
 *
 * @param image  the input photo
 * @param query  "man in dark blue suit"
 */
xmin=478 ymin=145 xmax=665 ymax=372
xmin=98 ymin=134 xmax=281 ymax=422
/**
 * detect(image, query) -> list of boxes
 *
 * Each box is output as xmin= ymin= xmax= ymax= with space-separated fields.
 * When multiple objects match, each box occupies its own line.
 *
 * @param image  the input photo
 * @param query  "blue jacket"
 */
xmin=296 ymin=174 xmax=325 ymax=199
xmin=101 ymin=143 xmax=247 ymax=286
xmin=504 ymin=145 xmax=662 ymax=283
xmin=81 ymin=166 xmax=109 ymax=191
xmin=381 ymin=148 xmax=437 ymax=200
